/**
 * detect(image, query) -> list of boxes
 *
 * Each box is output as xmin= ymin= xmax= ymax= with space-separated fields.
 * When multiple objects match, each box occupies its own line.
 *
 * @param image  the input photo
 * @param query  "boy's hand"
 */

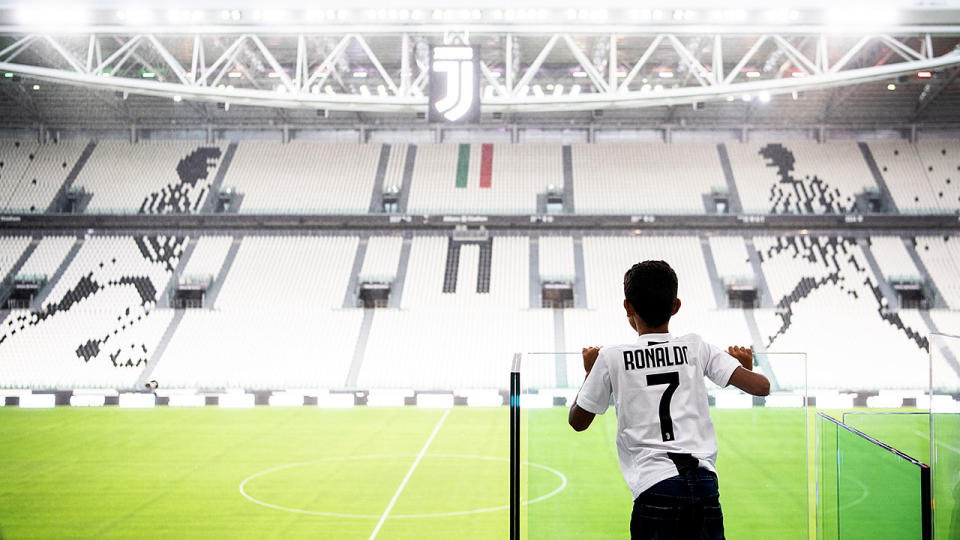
xmin=582 ymin=347 xmax=601 ymax=375
xmin=727 ymin=345 xmax=754 ymax=371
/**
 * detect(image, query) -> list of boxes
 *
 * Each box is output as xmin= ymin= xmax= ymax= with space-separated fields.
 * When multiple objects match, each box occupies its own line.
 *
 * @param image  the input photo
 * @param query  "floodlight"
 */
xmin=741 ymin=94 xmax=752 ymax=101
xmin=570 ymin=84 xmax=581 ymax=96
xmin=120 ymin=8 xmax=153 ymax=24
xmin=532 ymin=85 xmax=544 ymax=97
xmin=826 ymin=8 xmax=898 ymax=27
xmin=759 ymin=91 xmax=772 ymax=103
xmin=572 ymin=71 xmax=587 ymax=78
xmin=553 ymin=84 xmax=564 ymax=96
xmin=32 ymin=84 xmax=39 ymax=90
xmin=376 ymin=84 xmax=387 ymax=96
xmin=18 ymin=5 xmax=89 ymax=26
xmin=172 ymin=95 xmax=182 ymax=102
xmin=723 ymin=9 xmax=748 ymax=22
xmin=659 ymin=71 xmax=674 ymax=79
xmin=359 ymin=85 xmax=370 ymax=96
xmin=887 ymin=83 xmax=896 ymax=90
xmin=917 ymin=71 xmax=932 ymax=78
xmin=746 ymin=71 xmax=761 ymax=78
xmin=227 ymin=71 xmax=242 ymax=79
xmin=353 ymin=71 xmax=368 ymax=78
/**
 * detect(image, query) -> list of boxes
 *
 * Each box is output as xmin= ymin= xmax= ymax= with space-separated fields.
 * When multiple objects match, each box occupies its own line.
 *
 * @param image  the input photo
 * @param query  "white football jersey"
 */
xmin=575 ymin=332 xmax=741 ymax=499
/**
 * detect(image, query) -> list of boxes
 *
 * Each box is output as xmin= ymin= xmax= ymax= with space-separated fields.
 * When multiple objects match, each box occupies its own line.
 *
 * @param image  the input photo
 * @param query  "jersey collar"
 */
xmin=636 ymin=332 xmax=673 ymax=344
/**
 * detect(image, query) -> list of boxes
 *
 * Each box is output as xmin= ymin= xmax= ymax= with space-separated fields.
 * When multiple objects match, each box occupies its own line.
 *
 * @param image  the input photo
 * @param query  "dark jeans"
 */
xmin=630 ymin=468 xmax=724 ymax=540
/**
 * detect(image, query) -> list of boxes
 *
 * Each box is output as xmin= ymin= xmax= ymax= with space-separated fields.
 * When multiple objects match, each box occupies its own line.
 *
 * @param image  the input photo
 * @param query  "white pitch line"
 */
xmin=368 ymin=408 xmax=451 ymax=540
xmin=914 ymin=430 xmax=960 ymax=455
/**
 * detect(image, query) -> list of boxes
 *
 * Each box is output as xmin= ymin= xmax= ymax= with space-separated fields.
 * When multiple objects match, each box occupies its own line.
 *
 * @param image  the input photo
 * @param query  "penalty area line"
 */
xmin=368 ymin=408 xmax=451 ymax=540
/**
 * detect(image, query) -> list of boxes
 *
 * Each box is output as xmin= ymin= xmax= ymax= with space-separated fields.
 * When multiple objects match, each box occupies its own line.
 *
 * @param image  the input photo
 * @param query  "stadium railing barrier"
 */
xmin=841 ymin=412 xmax=930 ymax=465
xmin=816 ymin=413 xmax=931 ymax=539
xmin=510 ymin=350 xmax=809 ymax=539
xmin=929 ymin=333 xmax=960 ymax=540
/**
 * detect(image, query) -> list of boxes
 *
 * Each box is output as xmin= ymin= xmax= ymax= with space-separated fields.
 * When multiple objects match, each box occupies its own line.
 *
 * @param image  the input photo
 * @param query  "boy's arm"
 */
xmin=568 ymin=347 xmax=600 ymax=432
xmin=725 ymin=346 xmax=771 ymax=396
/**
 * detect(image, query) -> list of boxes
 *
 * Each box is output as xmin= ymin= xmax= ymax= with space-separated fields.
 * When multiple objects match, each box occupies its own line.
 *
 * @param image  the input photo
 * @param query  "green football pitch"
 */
xmin=0 ymin=406 xmax=931 ymax=539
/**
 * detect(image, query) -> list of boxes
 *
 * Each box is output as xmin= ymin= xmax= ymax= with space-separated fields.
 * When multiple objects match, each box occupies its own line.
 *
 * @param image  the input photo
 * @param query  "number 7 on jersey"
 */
xmin=646 ymin=372 xmax=680 ymax=442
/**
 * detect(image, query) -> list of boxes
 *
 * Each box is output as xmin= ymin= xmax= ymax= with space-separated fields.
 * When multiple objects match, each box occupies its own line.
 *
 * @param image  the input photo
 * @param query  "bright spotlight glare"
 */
xmin=826 ymin=8 xmax=898 ymax=26
xmin=570 ymin=84 xmax=581 ymax=96
xmin=262 ymin=9 xmax=287 ymax=23
xmin=121 ymin=8 xmax=153 ymax=24
xmin=759 ymin=91 xmax=772 ymax=103
xmin=552 ymin=84 xmax=563 ymax=96
xmin=18 ymin=6 xmax=89 ymax=26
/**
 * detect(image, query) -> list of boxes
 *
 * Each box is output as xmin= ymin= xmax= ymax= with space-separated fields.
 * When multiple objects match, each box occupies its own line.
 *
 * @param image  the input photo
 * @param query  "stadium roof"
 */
xmin=0 ymin=2 xmax=959 ymax=130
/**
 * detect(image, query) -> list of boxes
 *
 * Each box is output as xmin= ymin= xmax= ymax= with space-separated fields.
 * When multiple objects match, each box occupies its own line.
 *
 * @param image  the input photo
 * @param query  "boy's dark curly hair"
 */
xmin=623 ymin=260 xmax=678 ymax=328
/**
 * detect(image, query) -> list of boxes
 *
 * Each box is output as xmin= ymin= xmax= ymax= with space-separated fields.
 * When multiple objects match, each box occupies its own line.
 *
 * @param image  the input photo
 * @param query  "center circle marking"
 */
xmin=238 ymin=453 xmax=567 ymax=519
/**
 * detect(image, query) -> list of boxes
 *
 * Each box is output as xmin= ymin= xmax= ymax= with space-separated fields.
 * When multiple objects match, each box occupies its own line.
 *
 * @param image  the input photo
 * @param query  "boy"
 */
xmin=568 ymin=260 xmax=770 ymax=539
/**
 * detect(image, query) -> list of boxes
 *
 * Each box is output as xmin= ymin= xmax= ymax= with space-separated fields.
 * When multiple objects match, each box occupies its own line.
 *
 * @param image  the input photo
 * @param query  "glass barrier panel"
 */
xmin=841 ymin=412 xmax=930 ymax=466
xmin=929 ymin=333 xmax=960 ymax=540
xmin=515 ymin=350 xmax=808 ymax=539
xmin=816 ymin=413 xmax=931 ymax=540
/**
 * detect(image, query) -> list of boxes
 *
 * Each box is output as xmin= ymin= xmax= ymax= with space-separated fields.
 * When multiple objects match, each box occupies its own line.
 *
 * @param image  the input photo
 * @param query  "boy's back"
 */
xmin=576 ymin=332 xmax=739 ymax=500
xmin=568 ymin=259 xmax=770 ymax=539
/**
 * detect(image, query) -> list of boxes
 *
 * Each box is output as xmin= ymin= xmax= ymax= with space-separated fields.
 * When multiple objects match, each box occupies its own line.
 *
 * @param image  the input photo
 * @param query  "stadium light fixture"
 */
xmin=262 ymin=9 xmax=288 ymax=23
xmin=17 ymin=5 xmax=89 ymax=26
xmin=741 ymin=93 xmax=752 ymax=101
xmin=759 ymin=91 xmax=772 ymax=103
xmin=120 ymin=8 xmax=153 ymax=24
xmin=887 ymin=83 xmax=896 ymax=90
xmin=722 ymin=9 xmax=748 ymax=23
xmin=572 ymin=71 xmax=587 ymax=78
xmin=142 ymin=71 xmax=156 ymax=78
xmin=227 ymin=71 xmax=242 ymax=79
xmin=658 ymin=71 xmax=674 ymax=79
xmin=826 ymin=7 xmax=898 ymax=28
xmin=3 ymin=72 xmax=12 ymax=78
xmin=172 ymin=95 xmax=182 ymax=102
xmin=532 ymin=84 xmax=544 ymax=97
xmin=353 ymin=71 xmax=368 ymax=78
xmin=553 ymin=84 xmax=564 ymax=96
xmin=359 ymin=84 xmax=370 ymax=96
xmin=917 ymin=71 xmax=932 ymax=78
xmin=32 ymin=84 xmax=39 ymax=90
xmin=746 ymin=71 xmax=761 ymax=78
xmin=570 ymin=84 xmax=581 ymax=96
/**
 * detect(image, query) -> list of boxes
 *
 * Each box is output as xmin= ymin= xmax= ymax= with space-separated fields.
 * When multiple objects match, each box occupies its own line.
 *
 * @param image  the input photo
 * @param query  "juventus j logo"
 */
xmin=431 ymin=46 xmax=477 ymax=122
